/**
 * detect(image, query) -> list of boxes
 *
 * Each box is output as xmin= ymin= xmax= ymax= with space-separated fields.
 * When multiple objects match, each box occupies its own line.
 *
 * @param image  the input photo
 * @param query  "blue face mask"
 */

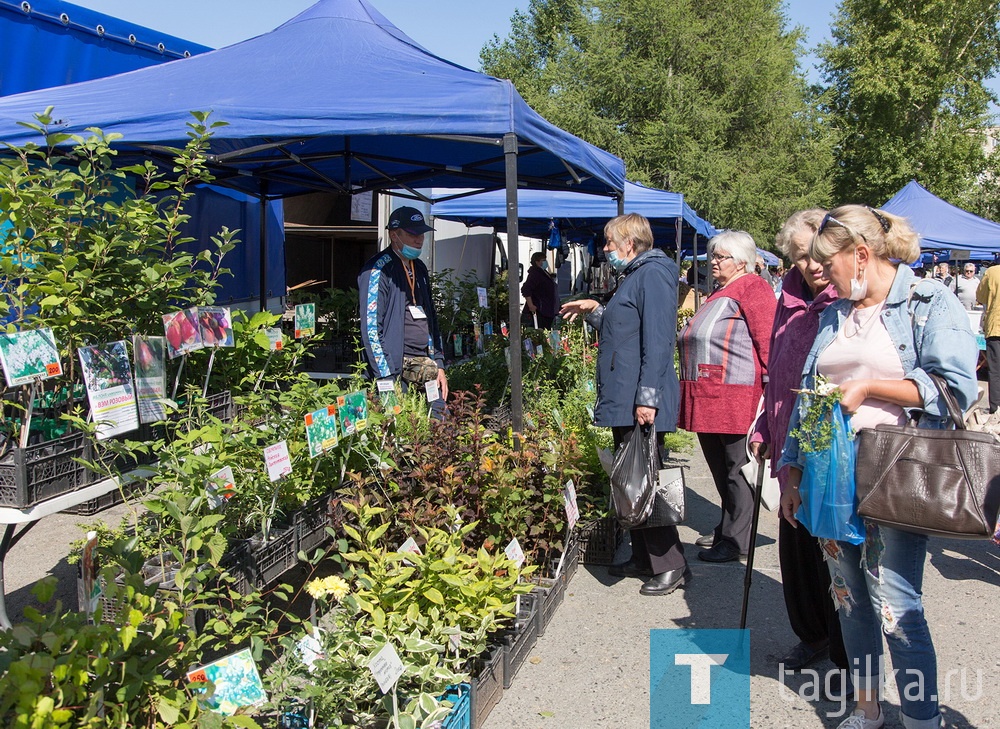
xmin=606 ymin=250 xmax=628 ymax=272
xmin=401 ymin=244 xmax=422 ymax=260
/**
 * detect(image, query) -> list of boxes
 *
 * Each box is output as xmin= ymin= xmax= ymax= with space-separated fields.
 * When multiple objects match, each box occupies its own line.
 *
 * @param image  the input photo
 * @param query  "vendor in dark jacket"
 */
xmin=561 ymin=213 xmax=689 ymax=596
xmin=358 ymin=206 xmax=448 ymax=402
xmin=521 ymin=251 xmax=559 ymax=329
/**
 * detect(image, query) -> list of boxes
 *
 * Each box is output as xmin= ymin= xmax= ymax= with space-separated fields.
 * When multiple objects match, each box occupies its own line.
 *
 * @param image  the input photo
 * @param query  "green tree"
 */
xmin=481 ymin=0 xmax=833 ymax=245
xmin=818 ymin=0 xmax=1000 ymax=207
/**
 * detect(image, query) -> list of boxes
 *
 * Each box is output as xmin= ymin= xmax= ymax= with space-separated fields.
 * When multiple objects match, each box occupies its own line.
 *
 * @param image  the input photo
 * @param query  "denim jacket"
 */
xmin=779 ymin=264 xmax=979 ymax=472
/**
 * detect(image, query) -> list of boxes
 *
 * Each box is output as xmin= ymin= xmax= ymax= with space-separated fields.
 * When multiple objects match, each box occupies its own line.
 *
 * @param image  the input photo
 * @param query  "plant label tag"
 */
xmin=398 ymin=536 xmax=422 ymax=556
xmin=477 ymin=287 xmax=488 ymax=308
xmin=424 ymin=379 xmax=439 ymax=402
xmin=484 ymin=322 xmax=493 ymax=336
xmin=549 ymin=331 xmax=560 ymax=351
xmin=264 ymin=441 xmax=292 ymax=482
xmin=377 ymin=378 xmax=401 ymax=414
xmin=535 ymin=343 xmax=544 ymax=358
xmin=368 ymin=643 xmax=405 ymax=694
xmin=265 ymin=328 xmax=283 ymax=351
xmin=449 ymin=631 xmax=461 ymax=651
xmin=563 ymin=479 xmax=579 ymax=530
xmin=0 ymin=328 xmax=63 ymax=387
xmin=523 ymin=338 xmax=534 ymax=356
xmin=294 ymin=303 xmax=316 ymax=339
xmin=296 ymin=629 xmax=325 ymax=672
xmin=207 ymin=466 xmax=236 ymax=509
xmin=504 ymin=538 xmax=525 ymax=569
xmin=501 ymin=321 xmax=508 ymax=336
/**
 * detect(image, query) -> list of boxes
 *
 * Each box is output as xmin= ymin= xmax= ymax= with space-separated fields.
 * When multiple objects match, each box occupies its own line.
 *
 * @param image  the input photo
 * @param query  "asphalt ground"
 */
xmin=4 ymin=442 xmax=999 ymax=728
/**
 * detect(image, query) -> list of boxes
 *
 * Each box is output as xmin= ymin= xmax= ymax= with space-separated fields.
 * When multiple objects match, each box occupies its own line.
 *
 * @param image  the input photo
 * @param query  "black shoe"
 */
xmin=695 ymin=533 xmax=715 ymax=548
xmin=779 ymin=640 xmax=829 ymax=670
xmin=697 ymin=541 xmax=744 ymax=563
xmin=824 ymin=669 xmax=854 ymax=702
xmin=608 ymin=557 xmax=653 ymax=578
xmin=639 ymin=567 xmax=692 ymax=596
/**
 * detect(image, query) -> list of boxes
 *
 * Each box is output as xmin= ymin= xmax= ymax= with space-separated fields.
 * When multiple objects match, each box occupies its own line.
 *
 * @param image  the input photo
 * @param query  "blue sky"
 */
xmin=67 ymin=0 xmax=840 ymax=78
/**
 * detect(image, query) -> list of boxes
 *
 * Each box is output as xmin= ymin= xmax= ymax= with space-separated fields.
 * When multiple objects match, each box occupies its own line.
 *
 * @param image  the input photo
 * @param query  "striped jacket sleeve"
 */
xmin=359 ymin=254 xmax=391 ymax=378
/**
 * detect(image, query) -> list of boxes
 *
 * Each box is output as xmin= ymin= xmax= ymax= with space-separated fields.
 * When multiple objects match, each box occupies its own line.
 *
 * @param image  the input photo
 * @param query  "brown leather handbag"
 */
xmin=855 ymin=375 xmax=1000 ymax=539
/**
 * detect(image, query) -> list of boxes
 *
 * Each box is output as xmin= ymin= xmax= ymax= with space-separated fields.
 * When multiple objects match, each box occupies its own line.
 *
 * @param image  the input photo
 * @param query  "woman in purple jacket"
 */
xmin=750 ymin=210 xmax=848 ymax=694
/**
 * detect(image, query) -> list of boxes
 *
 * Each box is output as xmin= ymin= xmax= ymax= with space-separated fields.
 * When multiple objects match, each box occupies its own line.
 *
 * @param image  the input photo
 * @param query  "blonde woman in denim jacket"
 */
xmin=778 ymin=205 xmax=978 ymax=729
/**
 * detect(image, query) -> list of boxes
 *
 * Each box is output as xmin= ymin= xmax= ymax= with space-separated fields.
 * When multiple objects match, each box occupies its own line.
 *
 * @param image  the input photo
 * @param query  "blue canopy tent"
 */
xmin=0 ymin=0 xmax=627 ymax=434
xmin=882 ymin=180 xmax=1000 ymax=256
xmin=0 ymin=0 xmax=285 ymax=306
xmin=434 ymin=180 xmax=715 ymax=248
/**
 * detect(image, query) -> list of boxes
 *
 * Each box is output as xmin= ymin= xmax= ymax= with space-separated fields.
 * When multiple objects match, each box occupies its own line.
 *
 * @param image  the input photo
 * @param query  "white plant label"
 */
xmin=504 ymin=537 xmax=525 ymax=569
xmin=368 ymin=643 xmax=405 ymax=694
xmin=264 ymin=441 xmax=292 ymax=482
xmin=563 ymin=479 xmax=579 ymax=530
xmin=424 ymin=379 xmax=440 ymax=402
xmin=265 ymin=328 xmax=283 ymax=351
xmin=398 ymin=537 xmax=422 ymax=555
xmin=477 ymin=287 xmax=488 ymax=308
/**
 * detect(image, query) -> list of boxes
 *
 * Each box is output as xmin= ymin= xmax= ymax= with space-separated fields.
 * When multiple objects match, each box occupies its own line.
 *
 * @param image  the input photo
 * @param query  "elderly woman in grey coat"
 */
xmin=561 ymin=213 xmax=689 ymax=596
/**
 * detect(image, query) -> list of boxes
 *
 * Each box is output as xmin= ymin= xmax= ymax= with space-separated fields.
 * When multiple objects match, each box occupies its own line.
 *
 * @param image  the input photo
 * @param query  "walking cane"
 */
xmin=739 ymin=453 xmax=767 ymax=630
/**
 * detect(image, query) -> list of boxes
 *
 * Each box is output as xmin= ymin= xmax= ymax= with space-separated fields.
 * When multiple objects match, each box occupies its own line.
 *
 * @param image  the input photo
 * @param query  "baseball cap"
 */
xmin=387 ymin=206 xmax=434 ymax=234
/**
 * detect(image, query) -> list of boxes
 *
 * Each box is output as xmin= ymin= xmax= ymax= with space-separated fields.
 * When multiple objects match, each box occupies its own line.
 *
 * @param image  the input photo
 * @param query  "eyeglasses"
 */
xmin=710 ymin=253 xmax=734 ymax=263
xmin=817 ymin=213 xmax=868 ymax=243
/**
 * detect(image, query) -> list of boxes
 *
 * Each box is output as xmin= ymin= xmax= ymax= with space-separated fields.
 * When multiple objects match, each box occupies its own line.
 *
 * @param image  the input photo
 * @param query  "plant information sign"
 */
xmin=337 ymin=391 xmax=368 ymax=435
xmin=264 ymin=440 xmax=292 ymax=481
xmin=187 ymin=647 xmax=268 ymax=716
xmin=162 ymin=307 xmax=203 ymax=358
xmin=0 ymin=328 xmax=62 ymax=387
xmin=368 ymin=643 xmax=405 ymax=694
xmin=133 ymin=335 xmax=167 ymax=424
xmin=294 ymin=303 xmax=316 ymax=339
xmin=305 ymin=405 xmax=339 ymax=458
xmin=79 ymin=340 xmax=139 ymax=439
xmin=197 ymin=306 xmax=235 ymax=347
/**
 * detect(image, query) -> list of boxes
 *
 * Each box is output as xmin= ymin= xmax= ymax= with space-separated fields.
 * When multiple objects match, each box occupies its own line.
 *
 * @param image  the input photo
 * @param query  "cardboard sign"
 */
xmin=264 ymin=441 xmax=292 ymax=482
xmin=368 ymin=643 xmax=405 ymax=694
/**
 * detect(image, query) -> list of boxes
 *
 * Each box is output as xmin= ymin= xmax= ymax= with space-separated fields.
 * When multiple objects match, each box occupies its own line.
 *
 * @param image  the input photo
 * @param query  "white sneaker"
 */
xmin=836 ymin=707 xmax=884 ymax=729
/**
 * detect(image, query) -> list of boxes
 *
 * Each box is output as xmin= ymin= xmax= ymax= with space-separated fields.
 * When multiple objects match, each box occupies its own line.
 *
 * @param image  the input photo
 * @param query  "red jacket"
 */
xmin=677 ymin=274 xmax=777 ymax=434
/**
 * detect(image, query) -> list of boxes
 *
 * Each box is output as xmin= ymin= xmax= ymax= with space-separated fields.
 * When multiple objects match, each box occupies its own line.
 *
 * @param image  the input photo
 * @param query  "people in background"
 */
xmin=954 ymin=263 xmax=980 ymax=310
xmin=978 ymin=261 xmax=1000 ymax=413
xmin=358 ymin=206 xmax=448 ymax=404
xmin=560 ymin=213 xmax=688 ymax=596
xmin=677 ymin=230 xmax=777 ymax=563
xmin=521 ymin=251 xmax=559 ymax=329
xmin=749 ymin=210 xmax=850 ymax=698
xmin=780 ymin=205 xmax=977 ymax=729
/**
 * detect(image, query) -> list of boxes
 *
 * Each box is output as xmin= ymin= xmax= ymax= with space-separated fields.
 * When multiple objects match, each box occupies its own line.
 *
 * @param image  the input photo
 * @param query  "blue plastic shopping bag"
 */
xmin=795 ymin=402 xmax=865 ymax=545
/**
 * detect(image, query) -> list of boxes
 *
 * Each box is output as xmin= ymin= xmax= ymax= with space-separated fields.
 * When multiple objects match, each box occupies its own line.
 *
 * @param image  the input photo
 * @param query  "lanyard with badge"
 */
xmin=402 ymin=258 xmax=427 ymax=321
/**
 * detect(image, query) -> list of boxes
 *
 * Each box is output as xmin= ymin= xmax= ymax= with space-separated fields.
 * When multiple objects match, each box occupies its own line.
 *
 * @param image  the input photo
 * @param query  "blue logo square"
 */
xmin=650 ymin=629 xmax=750 ymax=729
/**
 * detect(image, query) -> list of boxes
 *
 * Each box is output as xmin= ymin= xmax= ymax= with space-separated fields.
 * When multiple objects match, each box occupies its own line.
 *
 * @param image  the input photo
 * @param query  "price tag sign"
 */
xmin=563 ymin=479 xmax=579 ymax=530
xmin=424 ymin=379 xmax=440 ymax=402
xmin=504 ymin=537 xmax=525 ymax=569
xmin=264 ymin=441 xmax=292 ymax=482
xmin=477 ymin=287 xmax=488 ymax=308
xmin=368 ymin=643 xmax=405 ymax=694
xmin=207 ymin=466 xmax=236 ymax=509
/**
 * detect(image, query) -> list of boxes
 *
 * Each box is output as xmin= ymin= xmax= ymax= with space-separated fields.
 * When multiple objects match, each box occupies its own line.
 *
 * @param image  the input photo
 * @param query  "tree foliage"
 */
xmin=818 ymin=0 xmax=1000 ymax=208
xmin=480 ymin=0 xmax=833 ymax=245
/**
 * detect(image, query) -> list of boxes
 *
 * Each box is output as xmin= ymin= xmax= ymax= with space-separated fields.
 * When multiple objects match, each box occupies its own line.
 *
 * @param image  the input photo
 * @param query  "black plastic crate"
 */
xmin=0 ymin=431 xmax=93 ymax=508
xmin=547 ymin=532 xmax=580 ymax=586
xmin=577 ymin=515 xmax=623 ymax=566
xmin=205 ymin=390 xmax=235 ymax=424
xmin=470 ymin=646 xmax=504 ymax=729
xmin=531 ymin=577 xmax=564 ymax=636
xmin=78 ymin=569 xmax=200 ymax=629
xmin=502 ymin=592 xmax=538 ymax=689
xmin=294 ymin=496 xmax=331 ymax=556
xmin=221 ymin=523 xmax=299 ymax=595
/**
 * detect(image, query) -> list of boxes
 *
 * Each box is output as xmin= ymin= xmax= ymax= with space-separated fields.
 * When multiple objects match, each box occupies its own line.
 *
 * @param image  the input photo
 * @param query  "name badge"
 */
xmin=408 ymin=305 xmax=427 ymax=320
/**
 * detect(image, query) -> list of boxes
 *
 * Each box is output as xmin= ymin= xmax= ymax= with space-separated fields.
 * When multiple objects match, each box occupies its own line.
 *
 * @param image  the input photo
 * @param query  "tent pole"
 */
xmin=674 ymin=216 xmax=681 ymax=255
xmin=693 ymin=232 xmax=700 ymax=312
xmin=259 ymin=182 xmax=269 ymax=313
xmin=617 ymin=195 xmax=624 ymax=216
xmin=504 ymin=133 xmax=523 ymax=444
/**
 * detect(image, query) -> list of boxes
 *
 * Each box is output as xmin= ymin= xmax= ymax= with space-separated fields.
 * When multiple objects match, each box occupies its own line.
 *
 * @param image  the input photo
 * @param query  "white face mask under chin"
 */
xmin=848 ymin=255 xmax=868 ymax=301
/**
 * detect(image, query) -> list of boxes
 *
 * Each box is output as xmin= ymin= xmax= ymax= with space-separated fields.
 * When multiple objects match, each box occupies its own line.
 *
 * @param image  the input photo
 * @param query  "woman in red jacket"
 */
xmin=677 ymin=230 xmax=777 ymax=562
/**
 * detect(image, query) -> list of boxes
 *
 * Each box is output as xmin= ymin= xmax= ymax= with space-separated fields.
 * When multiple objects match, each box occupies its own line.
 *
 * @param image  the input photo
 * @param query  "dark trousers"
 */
xmin=987 ymin=337 xmax=1000 ymax=412
xmin=779 ymin=517 xmax=848 ymax=669
xmin=612 ymin=426 xmax=686 ymax=573
xmin=697 ymin=432 xmax=754 ymax=553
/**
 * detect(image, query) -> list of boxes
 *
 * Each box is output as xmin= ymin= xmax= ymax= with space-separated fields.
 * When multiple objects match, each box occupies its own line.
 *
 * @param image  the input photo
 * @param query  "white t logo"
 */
xmin=674 ymin=653 xmax=728 ymax=704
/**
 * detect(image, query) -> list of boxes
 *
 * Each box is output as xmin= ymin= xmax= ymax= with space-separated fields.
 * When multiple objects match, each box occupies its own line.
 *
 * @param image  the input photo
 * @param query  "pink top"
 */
xmin=816 ymin=301 xmax=906 ymax=431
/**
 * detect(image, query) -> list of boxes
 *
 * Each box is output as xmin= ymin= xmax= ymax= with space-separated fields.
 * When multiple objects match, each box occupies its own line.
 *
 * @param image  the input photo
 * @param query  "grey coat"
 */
xmin=586 ymin=248 xmax=680 ymax=431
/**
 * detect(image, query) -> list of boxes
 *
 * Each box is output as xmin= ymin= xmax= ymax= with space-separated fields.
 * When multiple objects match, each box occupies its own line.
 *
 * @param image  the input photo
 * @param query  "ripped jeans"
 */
xmin=821 ymin=523 xmax=942 ymax=729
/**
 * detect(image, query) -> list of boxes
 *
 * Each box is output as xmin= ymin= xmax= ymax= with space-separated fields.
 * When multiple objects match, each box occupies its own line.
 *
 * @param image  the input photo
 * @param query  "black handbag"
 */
xmin=855 ymin=374 xmax=1000 ymax=539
